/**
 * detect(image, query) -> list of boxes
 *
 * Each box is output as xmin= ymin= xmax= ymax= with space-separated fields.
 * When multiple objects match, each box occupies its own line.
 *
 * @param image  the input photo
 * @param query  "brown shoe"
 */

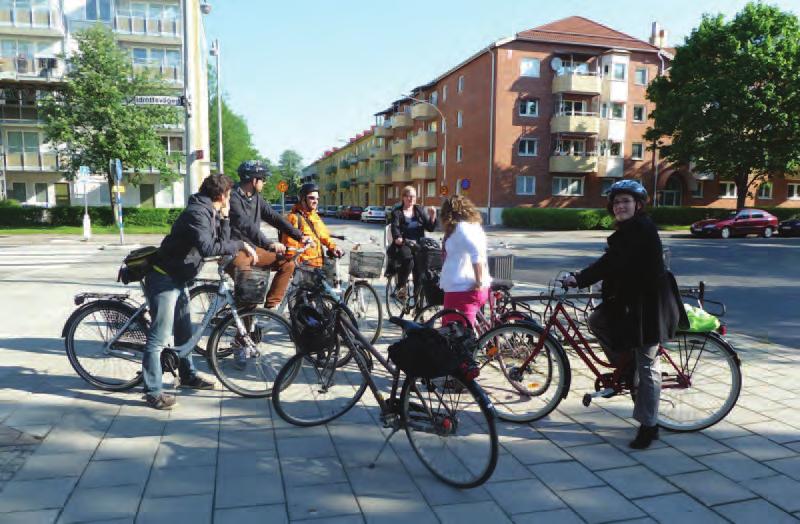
xmin=179 ymin=375 xmax=216 ymax=390
xmin=145 ymin=393 xmax=177 ymax=410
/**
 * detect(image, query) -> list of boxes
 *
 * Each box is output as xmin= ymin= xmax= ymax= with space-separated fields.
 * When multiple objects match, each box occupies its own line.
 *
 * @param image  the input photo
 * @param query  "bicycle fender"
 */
xmin=61 ymin=299 xmax=139 ymax=338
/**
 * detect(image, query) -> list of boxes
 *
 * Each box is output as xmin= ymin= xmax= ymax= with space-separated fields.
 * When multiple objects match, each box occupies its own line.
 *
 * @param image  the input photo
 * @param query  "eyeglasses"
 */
xmin=306 ymin=196 xmax=319 ymax=201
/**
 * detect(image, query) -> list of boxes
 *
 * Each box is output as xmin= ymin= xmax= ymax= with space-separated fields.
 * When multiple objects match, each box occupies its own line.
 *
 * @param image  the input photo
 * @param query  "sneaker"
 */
xmin=145 ymin=393 xmax=177 ymax=410
xmin=179 ymin=375 xmax=215 ymax=390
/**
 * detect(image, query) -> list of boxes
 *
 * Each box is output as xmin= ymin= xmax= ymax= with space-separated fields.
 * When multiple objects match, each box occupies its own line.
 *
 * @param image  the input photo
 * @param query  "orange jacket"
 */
xmin=282 ymin=204 xmax=337 ymax=268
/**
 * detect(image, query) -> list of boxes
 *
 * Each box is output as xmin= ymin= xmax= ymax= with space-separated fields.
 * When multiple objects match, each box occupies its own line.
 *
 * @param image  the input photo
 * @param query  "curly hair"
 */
xmin=441 ymin=195 xmax=482 ymax=237
xmin=199 ymin=173 xmax=233 ymax=201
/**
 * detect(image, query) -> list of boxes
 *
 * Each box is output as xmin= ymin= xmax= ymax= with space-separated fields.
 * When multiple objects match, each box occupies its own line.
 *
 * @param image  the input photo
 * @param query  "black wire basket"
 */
xmin=349 ymin=251 xmax=385 ymax=279
xmin=234 ymin=268 xmax=270 ymax=304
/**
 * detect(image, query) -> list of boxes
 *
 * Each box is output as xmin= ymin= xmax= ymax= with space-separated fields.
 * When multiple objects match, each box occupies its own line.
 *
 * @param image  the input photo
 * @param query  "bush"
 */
xmin=0 ymin=199 xmax=21 ymax=208
xmin=0 ymin=205 xmax=184 ymax=228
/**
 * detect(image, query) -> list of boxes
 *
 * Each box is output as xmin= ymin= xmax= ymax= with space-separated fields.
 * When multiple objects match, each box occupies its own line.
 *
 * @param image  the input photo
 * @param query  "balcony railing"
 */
xmin=391 ymin=112 xmax=412 ymax=129
xmin=0 ymin=56 xmax=64 ymax=82
xmin=391 ymin=139 xmax=411 ymax=156
xmin=411 ymin=131 xmax=437 ymax=150
xmin=550 ymin=112 xmax=600 ymax=134
xmin=598 ymin=157 xmax=624 ymax=178
xmin=114 ymin=15 xmax=181 ymax=38
xmin=0 ymin=7 xmax=63 ymax=32
xmin=411 ymin=162 xmax=436 ymax=180
xmin=2 ymin=151 xmax=59 ymax=172
xmin=552 ymin=72 xmax=601 ymax=95
xmin=549 ymin=154 xmax=598 ymax=173
xmin=132 ymin=61 xmax=183 ymax=84
xmin=374 ymin=171 xmax=391 ymax=184
xmin=371 ymin=148 xmax=391 ymax=161
xmin=411 ymin=103 xmax=438 ymax=121
xmin=374 ymin=125 xmax=393 ymax=138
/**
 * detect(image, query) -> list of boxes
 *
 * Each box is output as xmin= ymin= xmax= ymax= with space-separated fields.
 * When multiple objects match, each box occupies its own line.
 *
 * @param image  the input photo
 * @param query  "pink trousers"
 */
xmin=442 ymin=288 xmax=489 ymax=328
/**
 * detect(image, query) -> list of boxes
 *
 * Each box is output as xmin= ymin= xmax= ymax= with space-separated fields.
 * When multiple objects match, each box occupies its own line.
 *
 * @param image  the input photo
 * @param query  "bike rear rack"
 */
xmin=73 ymin=292 xmax=130 ymax=306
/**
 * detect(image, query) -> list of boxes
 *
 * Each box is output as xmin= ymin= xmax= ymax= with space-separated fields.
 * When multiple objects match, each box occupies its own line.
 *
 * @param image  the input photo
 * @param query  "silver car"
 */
xmin=360 ymin=206 xmax=386 ymax=223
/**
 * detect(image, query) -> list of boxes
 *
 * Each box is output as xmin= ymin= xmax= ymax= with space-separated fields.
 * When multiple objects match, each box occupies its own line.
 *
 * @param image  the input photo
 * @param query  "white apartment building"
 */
xmin=0 ymin=0 xmax=211 ymax=209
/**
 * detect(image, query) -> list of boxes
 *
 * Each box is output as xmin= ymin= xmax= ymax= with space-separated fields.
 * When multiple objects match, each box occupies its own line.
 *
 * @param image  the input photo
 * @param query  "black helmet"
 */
xmin=608 ymin=179 xmax=648 ymax=202
xmin=290 ymin=303 xmax=335 ymax=355
xmin=237 ymin=160 xmax=269 ymax=182
xmin=299 ymin=183 xmax=319 ymax=199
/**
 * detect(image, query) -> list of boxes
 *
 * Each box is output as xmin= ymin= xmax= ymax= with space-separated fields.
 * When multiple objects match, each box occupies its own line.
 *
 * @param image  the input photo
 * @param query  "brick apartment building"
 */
xmin=306 ymin=16 xmax=800 ymax=223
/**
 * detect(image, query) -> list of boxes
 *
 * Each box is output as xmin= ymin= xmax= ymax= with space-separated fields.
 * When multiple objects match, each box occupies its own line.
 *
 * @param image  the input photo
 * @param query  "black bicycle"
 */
xmin=384 ymin=238 xmax=443 ymax=319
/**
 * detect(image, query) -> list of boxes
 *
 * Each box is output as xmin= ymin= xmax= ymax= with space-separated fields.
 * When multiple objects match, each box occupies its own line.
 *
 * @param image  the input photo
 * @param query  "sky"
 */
xmin=203 ymin=0 xmax=800 ymax=167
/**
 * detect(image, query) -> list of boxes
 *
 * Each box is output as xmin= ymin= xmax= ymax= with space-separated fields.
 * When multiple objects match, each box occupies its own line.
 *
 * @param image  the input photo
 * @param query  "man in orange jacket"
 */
xmin=282 ymin=183 xmax=343 ymax=266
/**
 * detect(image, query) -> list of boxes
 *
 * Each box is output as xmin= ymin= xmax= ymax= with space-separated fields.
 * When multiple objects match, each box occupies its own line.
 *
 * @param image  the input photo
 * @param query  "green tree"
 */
xmin=38 ymin=25 xmax=179 ymax=206
xmin=277 ymin=149 xmax=303 ymax=194
xmin=646 ymin=2 xmax=800 ymax=210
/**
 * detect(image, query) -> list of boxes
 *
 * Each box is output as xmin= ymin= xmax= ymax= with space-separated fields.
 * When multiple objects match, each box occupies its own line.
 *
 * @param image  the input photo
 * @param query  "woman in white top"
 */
xmin=439 ymin=195 xmax=490 ymax=327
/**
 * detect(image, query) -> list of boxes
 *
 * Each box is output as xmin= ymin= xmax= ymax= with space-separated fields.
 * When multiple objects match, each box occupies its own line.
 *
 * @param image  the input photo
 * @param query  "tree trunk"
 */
xmin=735 ymin=173 xmax=748 ymax=211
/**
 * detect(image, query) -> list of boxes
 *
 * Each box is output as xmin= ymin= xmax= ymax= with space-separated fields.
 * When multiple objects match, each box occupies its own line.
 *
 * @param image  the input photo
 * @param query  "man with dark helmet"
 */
xmin=282 ymin=183 xmax=343 ymax=267
xmin=229 ymin=160 xmax=311 ymax=307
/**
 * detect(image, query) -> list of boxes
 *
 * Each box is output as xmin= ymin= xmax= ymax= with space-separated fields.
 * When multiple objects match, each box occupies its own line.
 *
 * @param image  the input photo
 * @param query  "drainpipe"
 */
xmin=486 ymin=47 xmax=496 ymax=224
xmin=652 ymin=50 xmax=668 ymax=208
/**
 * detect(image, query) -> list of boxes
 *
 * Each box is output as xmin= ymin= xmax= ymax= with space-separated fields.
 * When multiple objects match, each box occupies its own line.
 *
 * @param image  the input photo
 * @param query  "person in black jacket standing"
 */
xmin=143 ymin=174 xmax=255 ymax=410
xmin=228 ymin=160 xmax=309 ymax=308
xmin=388 ymin=185 xmax=436 ymax=298
xmin=565 ymin=180 xmax=686 ymax=449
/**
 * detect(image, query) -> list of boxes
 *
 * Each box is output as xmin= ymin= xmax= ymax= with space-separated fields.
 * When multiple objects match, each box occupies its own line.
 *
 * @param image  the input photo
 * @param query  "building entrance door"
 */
xmin=54 ymin=183 xmax=70 ymax=206
xmin=139 ymin=184 xmax=155 ymax=208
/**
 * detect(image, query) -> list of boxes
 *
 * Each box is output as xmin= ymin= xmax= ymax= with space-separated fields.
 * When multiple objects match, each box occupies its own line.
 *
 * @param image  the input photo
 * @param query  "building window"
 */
xmin=559 ymin=100 xmax=586 ymax=115
xmin=518 ymin=138 xmax=538 ymax=157
xmin=757 ymin=182 xmax=773 ymax=199
xmin=632 ymin=105 xmax=646 ymax=122
xmin=720 ymin=181 xmax=737 ymax=198
xmin=426 ymin=181 xmax=436 ymax=197
xmin=9 ymin=182 xmax=26 ymax=202
xmin=631 ymin=142 xmax=644 ymax=160
xmin=520 ymin=57 xmax=540 ymax=77
xmin=609 ymin=142 xmax=623 ymax=157
xmin=613 ymin=63 xmax=626 ymax=81
xmin=457 ymin=75 xmax=464 ymax=93
xmin=34 ymin=182 xmax=47 ymax=204
xmin=611 ymin=102 xmax=625 ymax=119
xmin=691 ymin=181 xmax=704 ymax=199
xmin=635 ymin=67 xmax=648 ymax=85
xmin=600 ymin=179 xmax=614 ymax=196
xmin=456 ymin=111 xmax=463 ymax=128
xmin=519 ymin=99 xmax=538 ymax=117
xmin=443 ymin=85 xmax=447 ymax=101
xmin=430 ymin=91 xmax=438 ymax=106
xmin=554 ymin=139 xmax=585 ymax=156
xmin=85 ymin=0 xmax=112 ymax=21
xmin=552 ymin=177 xmax=584 ymax=196
xmin=516 ymin=176 xmax=535 ymax=195
xmin=600 ymin=103 xmax=608 ymax=118
xmin=456 ymin=145 xmax=463 ymax=162
xmin=789 ymin=183 xmax=800 ymax=200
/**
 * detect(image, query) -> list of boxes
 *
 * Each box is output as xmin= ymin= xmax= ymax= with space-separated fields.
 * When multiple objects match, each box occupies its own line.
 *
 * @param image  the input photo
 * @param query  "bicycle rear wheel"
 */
xmin=272 ymin=344 xmax=369 ymax=426
xmin=656 ymin=332 xmax=741 ymax=432
xmin=385 ymin=274 xmax=414 ymax=319
xmin=207 ymin=308 xmax=294 ymax=398
xmin=343 ymin=281 xmax=382 ymax=344
xmin=474 ymin=323 xmax=569 ymax=423
xmin=401 ymin=375 xmax=498 ymax=488
xmin=64 ymin=300 xmax=146 ymax=391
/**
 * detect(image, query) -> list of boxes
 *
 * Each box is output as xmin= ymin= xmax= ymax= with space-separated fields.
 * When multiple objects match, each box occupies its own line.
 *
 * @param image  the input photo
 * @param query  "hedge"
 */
xmin=502 ymin=206 xmax=799 ymax=230
xmin=0 ymin=205 xmax=184 ymax=227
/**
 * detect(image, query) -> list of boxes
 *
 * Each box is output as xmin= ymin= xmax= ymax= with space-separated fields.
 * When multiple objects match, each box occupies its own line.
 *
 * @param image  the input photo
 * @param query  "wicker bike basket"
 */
xmin=349 ymin=251 xmax=385 ymax=279
xmin=234 ymin=267 xmax=271 ymax=304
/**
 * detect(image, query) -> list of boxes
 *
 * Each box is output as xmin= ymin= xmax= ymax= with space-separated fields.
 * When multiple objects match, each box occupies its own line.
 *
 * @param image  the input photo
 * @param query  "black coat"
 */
xmin=389 ymin=204 xmax=436 ymax=242
xmin=154 ymin=194 xmax=244 ymax=285
xmin=229 ymin=185 xmax=303 ymax=249
xmin=575 ymin=214 xmax=688 ymax=350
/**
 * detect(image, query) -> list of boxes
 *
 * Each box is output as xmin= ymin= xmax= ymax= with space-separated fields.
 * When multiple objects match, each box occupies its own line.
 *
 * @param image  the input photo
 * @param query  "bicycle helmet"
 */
xmin=290 ymin=303 xmax=335 ymax=354
xmin=237 ymin=160 xmax=269 ymax=182
xmin=299 ymin=183 xmax=319 ymax=199
xmin=608 ymin=179 xmax=648 ymax=202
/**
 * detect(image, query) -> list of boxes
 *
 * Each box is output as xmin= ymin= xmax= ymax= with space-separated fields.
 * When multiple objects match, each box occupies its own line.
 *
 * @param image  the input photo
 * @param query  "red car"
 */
xmin=690 ymin=209 xmax=779 ymax=239
xmin=341 ymin=206 xmax=363 ymax=220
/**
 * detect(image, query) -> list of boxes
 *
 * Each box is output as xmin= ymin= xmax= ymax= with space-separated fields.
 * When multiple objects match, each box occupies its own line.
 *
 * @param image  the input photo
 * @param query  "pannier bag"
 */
xmin=683 ymin=304 xmax=720 ymax=333
xmin=117 ymin=246 xmax=159 ymax=284
xmin=422 ymin=270 xmax=444 ymax=306
xmin=388 ymin=323 xmax=479 ymax=380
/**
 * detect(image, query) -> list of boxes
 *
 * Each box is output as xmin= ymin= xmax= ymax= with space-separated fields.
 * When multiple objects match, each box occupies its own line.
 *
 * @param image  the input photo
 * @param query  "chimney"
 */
xmin=649 ymin=21 xmax=667 ymax=48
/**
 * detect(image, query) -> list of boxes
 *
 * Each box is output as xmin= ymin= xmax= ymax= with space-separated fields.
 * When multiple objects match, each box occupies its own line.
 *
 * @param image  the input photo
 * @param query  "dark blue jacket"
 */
xmin=229 ymin=185 xmax=303 ymax=249
xmin=154 ymin=193 xmax=244 ymax=285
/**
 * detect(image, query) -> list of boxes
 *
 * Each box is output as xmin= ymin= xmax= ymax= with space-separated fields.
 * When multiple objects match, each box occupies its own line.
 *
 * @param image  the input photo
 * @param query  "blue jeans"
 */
xmin=141 ymin=271 xmax=196 ymax=396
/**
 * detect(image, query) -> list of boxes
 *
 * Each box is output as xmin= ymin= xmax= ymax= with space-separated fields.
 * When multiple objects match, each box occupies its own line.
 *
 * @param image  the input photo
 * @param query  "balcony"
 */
xmin=550 ymin=112 xmax=600 ymax=134
xmin=358 ymin=151 xmax=370 ymax=163
xmin=0 ymin=7 xmax=64 ymax=36
xmin=114 ymin=15 xmax=182 ymax=43
xmin=2 ymin=151 xmax=59 ymax=172
xmin=411 ymin=163 xmax=436 ymax=180
xmin=391 ymin=139 xmax=411 ymax=156
xmin=411 ymin=131 xmax=437 ymax=150
xmin=132 ymin=61 xmax=183 ymax=85
xmin=552 ymin=73 xmax=601 ymax=95
xmin=549 ymin=154 xmax=598 ymax=173
xmin=374 ymin=125 xmax=393 ymax=138
xmin=339 ymin=180 xmax=351 ymax=190
xmin=0 ymin=56 xmax=64 ymax=83
xmin=356 ymin=173 xmax=371 ymax=185
xmin=391 ymin=112 xmax=412 ymax=129
xmin=374 ymin=172 xmax=391 ymax=185
xmin=324 ymin=165 xmax=337 ymax=175
xmin=372 ymin=148 xmax=391 ymax=161
xmin=411 ymin=103 xmax=438 ymax=121
xmin=325 ymin=182 xmax=337 ymax=192
xmin=391 ymin=166 xmax=411 ymax=183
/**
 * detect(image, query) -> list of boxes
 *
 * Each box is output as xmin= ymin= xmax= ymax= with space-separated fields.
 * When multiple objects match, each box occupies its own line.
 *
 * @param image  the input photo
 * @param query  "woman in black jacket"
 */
xmin=388 ymin=185 xmax=436 ymax=297
xmin=565 ymin=180 xmax=685 ymax=449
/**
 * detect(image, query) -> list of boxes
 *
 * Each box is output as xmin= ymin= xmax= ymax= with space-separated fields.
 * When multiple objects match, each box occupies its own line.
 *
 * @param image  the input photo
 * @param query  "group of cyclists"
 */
xmin=137 ymin=158 xmax=684 ymax=450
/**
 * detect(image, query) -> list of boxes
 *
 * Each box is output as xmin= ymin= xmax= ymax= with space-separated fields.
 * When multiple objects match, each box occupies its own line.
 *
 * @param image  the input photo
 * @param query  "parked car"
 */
xmin=690 ymin=209 xmax=779 ymax=239
xmin=324 ymin=205 xmax=338 ymax=217
xmin=778 ymin=215 xmax=800 ymax=237
xmin=341 ymin=206 xmax=364 ymax=220
xmin=360 ymin=206 xmax=386 ymax=223
xmin=271 ymin=203 xmax=286 ymax=215
xmin=336 ymin=205 xmax=349 ymax=219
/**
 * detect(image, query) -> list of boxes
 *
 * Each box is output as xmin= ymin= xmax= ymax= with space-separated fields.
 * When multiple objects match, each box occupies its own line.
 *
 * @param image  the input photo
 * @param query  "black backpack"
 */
xmin=117 ymin=246 xmax=159 ymax=284
xmin=388 ymin=323 xmax=478 ymax=380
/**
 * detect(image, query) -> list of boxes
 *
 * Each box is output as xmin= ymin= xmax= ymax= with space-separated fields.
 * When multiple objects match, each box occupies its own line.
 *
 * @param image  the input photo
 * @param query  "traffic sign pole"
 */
xmin=78 ymin=166 xmax=91 ymax=241
xmin=277 ymin=180 xmax=289 ymax=214
xmin=112 ymin=159 xmax=124 ymax=245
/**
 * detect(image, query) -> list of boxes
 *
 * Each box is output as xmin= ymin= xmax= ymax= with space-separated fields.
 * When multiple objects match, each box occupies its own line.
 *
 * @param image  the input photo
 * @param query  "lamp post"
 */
xmin=405 ymin=95 xmax=447 ymax=204
xmin=210 ymin=39 xmax=223 ymax=174
xmin=181 ymin=0 xmax=194 ymax=203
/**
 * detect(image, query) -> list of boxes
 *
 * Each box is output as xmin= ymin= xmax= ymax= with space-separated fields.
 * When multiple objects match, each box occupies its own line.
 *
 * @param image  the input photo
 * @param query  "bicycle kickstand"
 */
xmin=368 ymin=427 xmax=399 ymax=469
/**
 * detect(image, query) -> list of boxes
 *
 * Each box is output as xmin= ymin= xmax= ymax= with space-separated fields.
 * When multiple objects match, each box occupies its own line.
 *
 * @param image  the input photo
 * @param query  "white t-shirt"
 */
xmin=440 ymin=222 xmax=491 ymax=292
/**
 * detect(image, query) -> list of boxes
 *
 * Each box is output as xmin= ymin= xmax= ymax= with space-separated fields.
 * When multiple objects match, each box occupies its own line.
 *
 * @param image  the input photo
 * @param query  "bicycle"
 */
xmin=385 ymin=238 xmax=441 ymax=319
xmin=270 ymin=265 xmax=498 ymax=488
xmin=62 ymin=254 xmax=296 ymax=398
xmin=471 ymin=273 xmax=742 ymax=431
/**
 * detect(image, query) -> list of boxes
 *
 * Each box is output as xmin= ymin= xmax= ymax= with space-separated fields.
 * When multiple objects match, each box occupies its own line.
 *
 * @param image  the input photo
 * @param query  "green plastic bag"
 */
xmin=683 ymin=304 xmax=720 ymax=333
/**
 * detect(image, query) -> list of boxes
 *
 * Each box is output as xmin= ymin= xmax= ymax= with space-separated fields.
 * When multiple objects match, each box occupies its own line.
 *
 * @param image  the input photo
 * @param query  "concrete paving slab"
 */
xmin=79 ymin=459 xmax=152 ymax=489
xmin=596 ymin=465 xmax=678 ymax=499
xmin=501 ymin=439 xmax=571 ymax=465
xmin=565 ymin=442 xmax=638 ymax=471
xmin=285 ymin=482 xmax=360 ymax=521
xmin=511 ymin=508 xmax=585 ymax=524
xmin=697 ymin=451 xmax=778 ymax=482
xmin=484 ymin=478 xmax=564 ymax=514
xmin=13 ymin=451 xmax=92 ymax=480
xmin=558 ymin=486 xmax=645 ymax=523
xmin=630 ymin=447 xmax=706 ymax=476
xmin=281 ymin=456 xmax=348 ymax=487
xmin=744 ymin=475 xmax=800 ymax=513
xmin=143 ymin=464 xmax=215 ymax=498
xmin=724 ymin=435 xmax=797 ymax=462
xmin=766 ymin=456 xmax=800 ymax=481
xmin=433 ymin=501 xmax=513 ymax=524
xmin=214 ymin=504 xmax=288 ymax=524
xmin=667 ymin=470 xmax=755 ymax=506
xmin=57 ymin=484 xmax=142 ymax=523
xmin=0 ymin=509 xmax=59 ymax=523
xmin=714 ymin=499 xmax=800 ymax=524
xmin=0 ymin=476 xmax=77 ymax=513
xmin=660 ymin=432 xmax=732 ymax=456
xmin=634 ymin=492 xmax=728 ymax=523
xmin=529 ymin=460 xmax=604 ymax=491
xmin=135 ymin=493 xmax=212 ymax=524
xmin=214 ymin=471 xmax=284 ymax=509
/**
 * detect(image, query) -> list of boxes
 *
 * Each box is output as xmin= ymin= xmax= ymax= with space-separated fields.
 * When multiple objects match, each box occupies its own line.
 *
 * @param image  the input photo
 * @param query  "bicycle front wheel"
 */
xmin=401 ymin=375 xmax=498 ymax=488
xmin=207 ymin=308 xmax=294 ymax=398
xmin=64 ymin=300 xmax=146 ymax=391
xmin=343 ymin=281 xmax=382 ymax=344
xmin=474 ymin=323 xmax=569 ymax=423
xmin=272 ymin=346 xmax=369 ymax=426
xmin=188 ymin=283 xmax=219 ymax=356
xmin=656 ymin=332 xmax=742 ymax=432
xmin=385 ymin=274 xmax=412 ymax=319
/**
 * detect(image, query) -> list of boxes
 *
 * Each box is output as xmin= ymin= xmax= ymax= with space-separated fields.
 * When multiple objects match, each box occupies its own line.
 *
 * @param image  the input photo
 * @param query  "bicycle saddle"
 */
xmin=490 ymin=279 xmax=514 ymax=291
